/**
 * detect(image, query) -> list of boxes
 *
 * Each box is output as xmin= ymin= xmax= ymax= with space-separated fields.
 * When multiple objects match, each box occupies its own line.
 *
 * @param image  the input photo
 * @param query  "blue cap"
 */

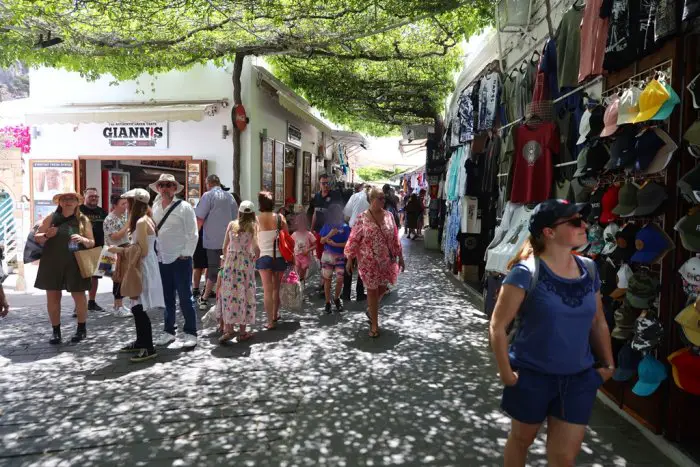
xmin=634 ymin=130 xmax=666 ymax=172
xmin=630 ymin=223 xmax=675 ymax=264
xmin=613 ymin=343 xmax=643 ymax=382
xmin=528 ymin=199 xmax=591 ymax=237
xmin=632 ymin=355 xmax=668 ymax=397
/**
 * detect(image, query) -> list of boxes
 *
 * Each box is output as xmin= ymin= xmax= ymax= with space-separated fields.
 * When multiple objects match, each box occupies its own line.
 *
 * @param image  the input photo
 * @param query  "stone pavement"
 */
xmin=0 ymin=239 xmax=677 ymax=466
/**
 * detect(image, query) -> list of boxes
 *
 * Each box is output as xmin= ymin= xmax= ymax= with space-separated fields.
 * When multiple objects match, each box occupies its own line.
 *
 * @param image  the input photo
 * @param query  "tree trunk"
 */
xmin=231 ymin=53 xmax=246 ymax=196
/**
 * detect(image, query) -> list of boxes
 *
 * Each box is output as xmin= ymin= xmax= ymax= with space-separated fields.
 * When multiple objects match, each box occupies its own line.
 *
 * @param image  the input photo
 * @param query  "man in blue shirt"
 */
xmin=319 ymin=204 xmax=350 ymax=314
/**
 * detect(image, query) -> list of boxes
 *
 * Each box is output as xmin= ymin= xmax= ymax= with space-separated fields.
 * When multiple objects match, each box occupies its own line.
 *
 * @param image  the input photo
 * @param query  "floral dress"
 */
xmin=344 ymin=210 xmax=402 ymax=290
xmin=218 ymin=230 xmax=257 ymax=326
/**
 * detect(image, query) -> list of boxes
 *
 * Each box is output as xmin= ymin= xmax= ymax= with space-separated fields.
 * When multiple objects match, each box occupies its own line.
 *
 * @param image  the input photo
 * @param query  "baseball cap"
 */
xmin=577 ymin=109 xmax=592 ymax=145
xmin=617 ymin=85 xmax=643 ymax=125
xmin=587 ymin=105 xmax=606 ymax=141
xmin=633 ymin=182 xmax=668 ymax=217
xmin=600 ymin=98 xmax=620 ymax=137
xmin=634 ymin=129 xmax=667 ymax=172
xmin=571 ymin=177 xmax=594 ymax=202
xmin=630 ymin=223 xmax=675 ymax=264
xmin=612 ymin=183 xmax=639 ymax=217
xmin=239 ymin=200 xmax=255 ymax=214
xmin=679 ymin=257 xmax=700 ymax=287
xmin=651 ymin=83 xmax=680 ymax=121
xmin=528 ymin=199 xmax=591 ymax=237
xmin=633 ymin=80 xmax=670 ymax=123
xmin=601 ymin=223 xmax=621 ymax=255
xmin=625 ymin=272 xmax=659 ymax=309
xmin=678 ymin=165 xmax=700 ymax=204
xmin=587 ymin=187 xmax=605 ymax=222
xmin=668 ymin=348 xmax=700 ymax=396
xmin=685 ymin=121 xmax=700 ymax=159
xmin=608 ymin=125 xmax=638 ymax=170
xmin=632 ymin=354 xmax=668 ymax=397
xmin=612 ymin=301 xmax=640 ymax=340
xmin=599 ymin=257 xmax=619 ymax=295
xmin=587 ymin=223 xmax=605 ymax=256
xmin=631 ymin=311 xmax=664 ymax=352
xmin=674 ymin=213 xmax=700 ymax=252
xmin=574 ymin=143 xmax=610 ymax=178
xmin=613 ymin=343 xmax=644 ymax=382
xmin=675 ymin=304 xmax=700 ymax=347
xmin=121 ymin=188 xmax=150 ymax=204
xmin=643 ymin=128 xmax=678 ymax=175
xmin=610 ymin=223 xmax=641 ymax=262
xmin=600 ymin=185 xmax=621 ymax=224
xmin=687 ymin=72 xmax=700 ymax=110
xmin=610 ymin=263 xmax=633 ymax=300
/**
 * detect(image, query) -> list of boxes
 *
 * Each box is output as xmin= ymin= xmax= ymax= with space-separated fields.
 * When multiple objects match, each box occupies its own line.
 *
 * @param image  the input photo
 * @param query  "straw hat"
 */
xmin=148 ymin=173 xmax=184 ymax=194
xmin=52 ymin=191 xmax=84 ymax=205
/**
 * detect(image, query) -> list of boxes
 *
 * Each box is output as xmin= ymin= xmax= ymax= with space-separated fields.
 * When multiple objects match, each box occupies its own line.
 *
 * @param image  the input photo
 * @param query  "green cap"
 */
xmin=612 ymin=301 xmax=641 ymax=340
xmin=625 ymin=273 xmax=659 ymax=309
xmin=678 ymin=165 xmax=700 ymax=204
xmin=651 ymin=83 xmax=680 ymax=121
xmin=612 ymin=183 xmax=638 ymax=216
xmin=685 ymin=120 xmax=700 ymax=147
xmin=675 ymin=213 xmax=700 ymax=252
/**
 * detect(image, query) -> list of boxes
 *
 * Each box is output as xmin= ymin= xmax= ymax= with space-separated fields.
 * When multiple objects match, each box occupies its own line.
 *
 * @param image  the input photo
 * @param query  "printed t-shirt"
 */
xmin=510 ymin=122 xmax=559 ymax=204
xmin=602 ymin=0 xmax=638 ymax=72
xmin=311 ymin=190 xmax=342 ymax=232
xmin=319 ymin=223 xmax=350 ymax=255
xmin=478 ymin=72 xmax=500 ymax=131
xmin=79 ymin=204 xmax=108 ymax=247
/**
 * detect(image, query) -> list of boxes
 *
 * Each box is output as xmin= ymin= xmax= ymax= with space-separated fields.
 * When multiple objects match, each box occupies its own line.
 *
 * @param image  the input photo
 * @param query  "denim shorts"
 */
xmin=255 ymin=255 xmax=288 ymax=272
xmin=501 ymin=366 xmax=603 ymax=425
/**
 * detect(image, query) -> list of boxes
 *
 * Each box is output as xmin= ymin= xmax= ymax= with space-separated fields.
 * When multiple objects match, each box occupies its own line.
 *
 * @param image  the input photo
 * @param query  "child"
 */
xmin=319 ymin=204 xmax=351 ymax=314
xmin=292 ymin=216 xmax=316 ymax=284
xmin=218 ymin=200 xmax=260 ymax=344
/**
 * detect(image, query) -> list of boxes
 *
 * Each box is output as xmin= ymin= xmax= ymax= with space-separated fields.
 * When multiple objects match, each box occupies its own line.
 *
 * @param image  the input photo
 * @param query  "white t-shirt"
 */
xmin=485 ymin=205 xmax=534 ymax=274
xmin=292 ymin=231 xmax=315 ymax=257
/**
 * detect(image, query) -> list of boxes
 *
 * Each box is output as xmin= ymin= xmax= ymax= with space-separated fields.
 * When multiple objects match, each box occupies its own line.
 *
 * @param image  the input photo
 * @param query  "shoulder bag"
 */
xmin=275 ymin=214 xmax=295 ymax=263
xmin=74 ymin=216 xmax=103 ymax=279
xmin=156 ymin=200 xmax=183 ymax=232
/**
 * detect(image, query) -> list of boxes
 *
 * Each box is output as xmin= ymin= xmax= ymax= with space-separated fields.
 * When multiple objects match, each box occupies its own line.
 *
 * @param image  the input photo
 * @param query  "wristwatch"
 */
xmin=602 ymin=364 xmax=615 ymax=371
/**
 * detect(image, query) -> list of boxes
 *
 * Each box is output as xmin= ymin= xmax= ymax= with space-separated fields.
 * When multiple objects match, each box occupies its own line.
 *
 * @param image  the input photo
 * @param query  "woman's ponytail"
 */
xmin=506 ymin=234 xmax=546 ymax=271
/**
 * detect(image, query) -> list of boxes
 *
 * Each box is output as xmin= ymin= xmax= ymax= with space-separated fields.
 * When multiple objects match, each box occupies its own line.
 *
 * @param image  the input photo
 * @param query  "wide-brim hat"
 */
xmin=52 ymin=191 xmax=84 ymax=205
xmin=148 ymin=173 xmax=184 ymax=194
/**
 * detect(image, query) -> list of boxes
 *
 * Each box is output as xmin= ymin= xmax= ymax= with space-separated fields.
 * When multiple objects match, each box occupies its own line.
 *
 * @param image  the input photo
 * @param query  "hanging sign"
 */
xmin=102 ymin=122 xmax=169 ymax=148
xmin=287 ymin=122 xmax=302 ymax=147
xmin=234 ymin=105 xmax=248 ymax=131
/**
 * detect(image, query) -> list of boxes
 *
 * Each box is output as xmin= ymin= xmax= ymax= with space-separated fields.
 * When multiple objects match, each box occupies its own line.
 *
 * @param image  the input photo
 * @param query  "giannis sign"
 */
xmin=102 ymin=122 xmax=169 ymax=148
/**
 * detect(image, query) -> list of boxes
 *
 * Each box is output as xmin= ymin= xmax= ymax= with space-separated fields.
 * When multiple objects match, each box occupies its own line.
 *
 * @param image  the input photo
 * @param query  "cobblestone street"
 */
xmin=0 ymin=240 xmax=676 ymax=466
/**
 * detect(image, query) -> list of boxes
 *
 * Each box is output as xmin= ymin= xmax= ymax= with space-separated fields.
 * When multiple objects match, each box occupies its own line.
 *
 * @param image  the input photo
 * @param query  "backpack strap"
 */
xmin=521 ymin=255 xmax=540 ymax=297
xmin=578 ymin=255 xmax=597 ymax=284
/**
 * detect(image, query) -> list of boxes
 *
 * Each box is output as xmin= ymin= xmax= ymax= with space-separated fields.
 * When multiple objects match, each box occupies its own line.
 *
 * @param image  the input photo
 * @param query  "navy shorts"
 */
xmin=501 ymin=366 xmax=603 ymax=425
xmin=255 ymin=255 xmax=288 ymax=272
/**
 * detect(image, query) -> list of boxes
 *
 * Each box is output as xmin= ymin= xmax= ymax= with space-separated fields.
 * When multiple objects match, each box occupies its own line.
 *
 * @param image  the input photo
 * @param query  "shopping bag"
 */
xmin=280 ymin=269 xmax=303 ymax=311
xmin=93 ymin=246 xmax=117 ymax=277
xmin=74 ymin=247 xmax=103 ymax=279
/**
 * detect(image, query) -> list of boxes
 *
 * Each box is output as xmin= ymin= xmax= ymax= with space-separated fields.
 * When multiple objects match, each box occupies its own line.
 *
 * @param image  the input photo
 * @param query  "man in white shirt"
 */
xmin=150 ymin=174 xmax=199 ymax=348
xmin=341 ymin=184 xmax=369 ymax=301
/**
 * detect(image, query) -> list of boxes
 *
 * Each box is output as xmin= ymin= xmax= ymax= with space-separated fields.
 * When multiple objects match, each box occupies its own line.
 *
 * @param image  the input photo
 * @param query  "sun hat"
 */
xmin=239 ymin=200 xmax=255 ymax=214
xmin=630 ymin=223 xmax=675 ymax=264
xmin=601 ymin=223 xmax=621 ymax=255
xmin=643 ymin=128 xmax=678 ymax=175
xmin=528 ymin=199 xmax=591 ymax=237
xmin=600 ymin=185 xmax=621 ymax=224
xmin=52 ymin=191 xmax=84 ymax=205
xmin=121 ymin=188 xmax=150 ymax=204
xmin=148 ymin=174 xmax=184 ymax=194
xmin=675 ymin=304 xmax=700 ymax=347
xmin=613 ymin=343 xmax=644 ymax=382
xmin=651 ymin=83 xmax=680 ymax=121
xmin=632 ymin=354 xmax=668 ymax=397
xmin=617 ymin=85 xmax=643 ymax=125
xmin=668 ymin=348 xmax=700 ymax=396
xmin=600 ymin=98 xmax=620 ymax=137
xmin=612 ymin=183 xmax=639 ymax=217
xmin=633 ymin=80 xmax=670 ymax=123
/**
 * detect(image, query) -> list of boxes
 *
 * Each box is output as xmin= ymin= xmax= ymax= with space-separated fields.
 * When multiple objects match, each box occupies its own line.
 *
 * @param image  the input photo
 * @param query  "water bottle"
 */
xmin=67 ymin=226 xmax=80 ymax=252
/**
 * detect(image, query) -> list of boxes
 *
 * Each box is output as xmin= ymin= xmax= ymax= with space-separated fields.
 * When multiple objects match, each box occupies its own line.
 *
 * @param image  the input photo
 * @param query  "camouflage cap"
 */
xmin=631 ymin=311 xmax=664 ymax=352
xmin=625 ymin=273 xmax=659 ymax=309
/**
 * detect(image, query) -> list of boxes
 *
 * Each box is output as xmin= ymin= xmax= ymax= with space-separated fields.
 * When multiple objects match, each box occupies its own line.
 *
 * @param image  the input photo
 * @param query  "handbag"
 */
xmin=280 ymin=269 xmax=303 ymax=311
xmin=23 ymin=227 xmax=44 ymax=263
xmin=74 ymin=247 xmax=103 ymax=279
xmin=276 ymin=215 xmax=295 ymax=263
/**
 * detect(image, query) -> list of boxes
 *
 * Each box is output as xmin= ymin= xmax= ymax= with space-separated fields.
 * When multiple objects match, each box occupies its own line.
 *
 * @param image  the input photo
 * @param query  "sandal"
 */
xmin=273 ymin=315 xmax=280 ymax=322
xmin=369 ymin=329 xmax=380 ymax=338
xmin=238 ymin=332 xmax=253 ymax=342
xmin=218 ymin=332 xmax=236 ymax=344
xmin=365 ymin=311 xmax=372 ymax=325
xmin=265 ymin=323 xmax=277 ymax=330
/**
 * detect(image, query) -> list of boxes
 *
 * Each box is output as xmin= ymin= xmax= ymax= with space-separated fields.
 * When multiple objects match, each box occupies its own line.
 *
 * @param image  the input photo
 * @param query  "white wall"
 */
xmin=84 ymin=159 xmax=102 ymax=198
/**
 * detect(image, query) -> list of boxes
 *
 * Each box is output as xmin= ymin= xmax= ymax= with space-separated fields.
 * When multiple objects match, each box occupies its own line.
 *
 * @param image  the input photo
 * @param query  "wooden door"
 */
xmin=284 ymin=167 xmax=295 ymax=202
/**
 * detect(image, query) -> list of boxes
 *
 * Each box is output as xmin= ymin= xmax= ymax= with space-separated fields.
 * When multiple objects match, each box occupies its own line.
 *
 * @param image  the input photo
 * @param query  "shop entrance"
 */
xmin=284 ymin=146 xmax=298 ymax=202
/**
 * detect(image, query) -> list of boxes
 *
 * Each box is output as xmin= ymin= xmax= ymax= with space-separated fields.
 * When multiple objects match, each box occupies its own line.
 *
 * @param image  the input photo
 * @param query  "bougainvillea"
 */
xmin=0 ymin=125 xmax=31 ymax=153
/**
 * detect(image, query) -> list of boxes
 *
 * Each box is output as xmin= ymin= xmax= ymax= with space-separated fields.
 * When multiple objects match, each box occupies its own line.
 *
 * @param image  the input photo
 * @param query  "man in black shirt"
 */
xmin=79 ymin=187 xmax=108 ymax=312
xmin=311 ymin=174 xmax=342 ymax=294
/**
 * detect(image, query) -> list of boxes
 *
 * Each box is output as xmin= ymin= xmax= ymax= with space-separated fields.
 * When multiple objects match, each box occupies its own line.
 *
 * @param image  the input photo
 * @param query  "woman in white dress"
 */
xmin=109 ymin=188 xmax=164 ymax=363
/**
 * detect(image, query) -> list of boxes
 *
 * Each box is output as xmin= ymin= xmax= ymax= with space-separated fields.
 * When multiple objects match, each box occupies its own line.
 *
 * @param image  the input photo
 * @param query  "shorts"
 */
xmin=255 ymin=255 xmax=288 ymax=272
xmin=321 ymin=251 xmax=346 ymax=280
xmin=206 ymin=249 xmax=223 ymax=281
xmin=295 ymin=253 xmax=311 ymax=271
xmin=193 ymin=231 xmax=207 ymax=269
xmin=501 ymin=366 xmax=603 ymax=425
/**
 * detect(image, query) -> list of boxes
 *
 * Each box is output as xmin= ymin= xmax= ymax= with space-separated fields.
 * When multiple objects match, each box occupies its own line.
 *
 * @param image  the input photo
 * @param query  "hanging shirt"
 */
xmin=478 ymin=72 xmax=500 ymax=131
xmin=557 ymin=4 xmax=585 ymax=89
xmin=655 ymin=0 xmax=678 ymax=43
xmin=518 ymin=61 xmax=538 ymax=118
xmin=579 ymin=0 xmax=610 ymax=83
xmin=532 ymin=39 xmax=559 ymax=102
xmin=457 ymin=145 xmax=471 ymax=198
xmin=502 ymin=74 xmax=520 ymax=123
xmin=684 ymin=0 xmax=700 ymax=21
xmin=602 ymin=0 xmax=638 ymax=73
xmin=458 ymin=85 xmax=476 ymax=143
xmin=510 ymin=122 xmax=558 ymax=204
xmin=481 ymin=135 xmax=501 ymax=195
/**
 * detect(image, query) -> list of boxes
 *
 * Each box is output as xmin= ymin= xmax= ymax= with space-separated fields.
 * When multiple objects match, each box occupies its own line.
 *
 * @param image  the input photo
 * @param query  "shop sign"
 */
xmin=102 ymin=122 xmax=169 ymax=148
xmin=287 ymin=122 xmax=302 ymax=147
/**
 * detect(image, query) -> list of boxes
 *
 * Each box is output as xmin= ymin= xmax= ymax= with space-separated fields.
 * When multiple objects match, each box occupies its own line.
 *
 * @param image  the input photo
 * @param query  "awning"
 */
xmin=277 ymin=93 xmax=333 ymax=135
xmin=25 ymin=103 xmax=214 ymax=125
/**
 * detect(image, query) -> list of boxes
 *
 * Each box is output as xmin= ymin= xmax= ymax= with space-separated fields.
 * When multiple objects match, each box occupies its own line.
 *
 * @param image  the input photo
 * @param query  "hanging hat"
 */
xmin=613 ymin=343 xmax=644 ymax=382
xmin=612 ymin=183 xmax=639 ymax=217
xmin=148 ymin=173 xmax=184 ymax=194
xmin=121 ymin=188 xmax=150 ymax=204
xmin=631 ymin=311 xmax=664 ymax=352
xmin=587 ymin=105 xmax=606 ymax=141
xmin=599 ymin=257 xmax=619 ymax=295
xmin=630 ymin=223 xmax=675 ymax=264
xmin=600 ymin=98 xmax=621 ymax=137
xmin=573 ymin=143 xmax=610 ymax=178
xmin=687 ymin=72 xmax=700 ymax=110
xmin=577 ymin=109 xmax=592 ymax=145
xmin=633 ymin=80 xmax=671 ymax=123
xmin=52 ymin=191 xmax=84 ymax=205
xmin=675 ymin=213 xmax=700 ymax=252
xmin=625 ymin=272 xmax=659 ymax=309
xmin=571 ymin=177 xmax=594 ymax=202
xmin=608 ymin=125 xmax=638 ymax=170
xmin=668 ymin=348 xmax=700 ymax=396
xmin=678 ymin=165 xmax=700 ymax=204
xmin=587 ymin=223 xmax=605 ymax=256
xmin=675 ymin=304 xmax=700 ymax=347
xmin=632 ymin=355 xmax=668 ymax=397
xmin=634 ymin=129 xmax=668 ymax=172
xmin=679 ymin=257 xmax=700 ymax=287
xmin=612 ymin=301 xmax=640 ymax=340
xmin=633 ymin=182 xmax=668 ymax=217
xmin=610 ymin=223 xmax=641 ymax=263
xmin=587 ymin=187 xmax=606 ymax=223
xmin=684 ymin=121 xmax=700 ymax=156
xmin=600 ymin=185 xmax=621 ymax=224
xmin=651 ymin=83 xmax=680 ymax=121
xmin=643 ymin=129 xmax=678 ymax=175
xmin=601 ymin=223 xmax=621 ymax=255
xmin=610 ymin=263 xmax=634 ymax=300
xmin=617 ymin=86 xmax=643 ymax=125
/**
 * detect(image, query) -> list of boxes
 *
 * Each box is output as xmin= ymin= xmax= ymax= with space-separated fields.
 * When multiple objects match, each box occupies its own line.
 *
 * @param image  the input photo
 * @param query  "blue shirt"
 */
xmin=195 ymin=186 xmax=238 ymax=249
xmin=319 ymin=223 xmax=350 ymax=255
xmin=504 ymin=256 xmax=600 ymax=375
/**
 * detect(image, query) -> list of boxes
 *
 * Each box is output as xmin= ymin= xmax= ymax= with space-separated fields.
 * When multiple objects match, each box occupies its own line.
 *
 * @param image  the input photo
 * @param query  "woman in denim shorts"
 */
xmin=489 ymin=200 xmax=615 ymax=466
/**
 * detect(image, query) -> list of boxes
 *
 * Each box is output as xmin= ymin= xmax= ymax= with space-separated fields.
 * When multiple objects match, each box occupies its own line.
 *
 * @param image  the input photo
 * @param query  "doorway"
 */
xmin=284 ymin=146 xmax=298 ymax=202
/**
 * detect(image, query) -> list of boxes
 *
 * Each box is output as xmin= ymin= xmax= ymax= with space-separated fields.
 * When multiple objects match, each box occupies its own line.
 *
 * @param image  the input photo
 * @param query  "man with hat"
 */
xmin=150 ymin=174 xmax=199 ymax=349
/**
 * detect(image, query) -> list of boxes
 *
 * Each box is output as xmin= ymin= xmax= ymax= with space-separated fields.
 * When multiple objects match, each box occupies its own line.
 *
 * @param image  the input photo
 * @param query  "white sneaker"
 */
xmin=154 ymin=331 xmax=176 ymax=346
xmin=182 ymin=333 xmax=198 ymax=348
xmin=114 ymin=306 xmax=131 ymax=318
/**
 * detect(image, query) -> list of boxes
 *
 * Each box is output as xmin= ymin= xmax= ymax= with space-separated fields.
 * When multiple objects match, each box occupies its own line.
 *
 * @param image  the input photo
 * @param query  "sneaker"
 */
xmin=88 ymin=301 xmax=106 ymax=312
xmin=130 ymin=348 xmax=158 ymax=363
xmin=182 ymin=333 xmax=198 ymax=348
xmin=325 ymin=302 xmax=332 ymax=314
xmin=119 ymin=342 xmax=141 ymax=353
xmin=71 ymin=330 xmax=87 ymax=343
xmin=334 ymin=298 xmax=344 ymax=313
xmin=49 ymin=333 xmax=62 ymax=345
xmin=198 ymin=297 xmax=210 ymax=311
xmin=114 ymin=306 xmax=132 ymax=318
xmin=154 ymin=331 xmax=176 ymax=346
xmin=193 ymin=288 xmax=200 ymax=299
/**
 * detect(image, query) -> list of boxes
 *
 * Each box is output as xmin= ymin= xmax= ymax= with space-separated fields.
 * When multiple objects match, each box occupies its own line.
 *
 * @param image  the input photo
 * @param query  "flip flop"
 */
xmin=369 ymin=330 xmax=380 ymax=338
xmin=238 ymin=332 xmax=253 ymax=342
xmin=365 ymin=311 xmax=372 ymax=325
xmin=265 ymin=323 xmax=277 ymax=330
xmin=218 ymin=332 xmax=236 ymax=344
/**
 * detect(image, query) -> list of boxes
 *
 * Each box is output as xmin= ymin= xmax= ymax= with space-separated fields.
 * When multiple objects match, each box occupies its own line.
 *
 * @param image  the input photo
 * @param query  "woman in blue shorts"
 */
xmin=489 ymin=199 xmax=615 ymax=467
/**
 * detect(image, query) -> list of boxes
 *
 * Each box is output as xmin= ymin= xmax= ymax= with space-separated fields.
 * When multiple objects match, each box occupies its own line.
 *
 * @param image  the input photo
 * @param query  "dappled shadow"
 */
xmin=343 ymin=327 xmax=403 ymax=354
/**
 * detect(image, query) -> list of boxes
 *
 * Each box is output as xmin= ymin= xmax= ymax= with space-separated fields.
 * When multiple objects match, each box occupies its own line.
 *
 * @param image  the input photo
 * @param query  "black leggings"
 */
xmin=113 ymin=281 xmax=123 ymax=300
xmin=131 ymin=304 xmax=154 ymax=351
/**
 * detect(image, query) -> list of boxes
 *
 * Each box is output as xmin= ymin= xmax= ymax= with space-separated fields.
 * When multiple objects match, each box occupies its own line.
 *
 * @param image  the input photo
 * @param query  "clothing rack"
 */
xmin=602 ymin=59 xmax=673 ymax=97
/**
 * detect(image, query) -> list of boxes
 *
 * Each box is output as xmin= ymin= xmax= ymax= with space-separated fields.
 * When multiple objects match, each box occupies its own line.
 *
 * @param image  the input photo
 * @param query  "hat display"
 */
xmin=121 ymin=188 xmax=150 ymax=204
xmin=577 ymin=109 xmax=592 ymax=145
xmin=600 ymin=185 xmax=621 ymax=224
xmin=587 ymin=187 xmax=605 ymax=222
xmin=587 ymin=224 xmax=605 ymax=256
xmin=601 ymin=223 xmax=621 ymax=255
xmin=148 ymin=174 xmax=184 ymax=194
xmin=630 ymin=223 xmax=675 ymax=264
xmin=574 ymin=143 xmax=610 ymax=178
xmin=625 ymin=273 xmax=659 ymax=309
xmin=613 ymin=343 xmax=643 ymax=382
xmin=52 ymin=191 xmax=84 ymax=205
xmin=634 ymin=129 xmax=667 ymax=172
xmin=632 ymin=354 xmax=668 ymax=397
xmin=643 ymin=129 xmax=678 ymax=175
xmin=617 ymin=85 xmax=643 ymax=125
xmin=674 ymin=213 xmax=700 ymax=252
xmin=610 ymin=263 xmax=634 ymax=300
xmin=571 ymin=177 xmax=594 ymax=203
xmin=631 ymin=311 xmax=664 ymax=352
xmin=675 ymin=304 xmax=700 ymax=347
xmin=633 ymin=182 xmax=668 ymax=217
xmin=612 ymin=301 xmax=640 ymax=340
xmin=668 ymin=348 xmax=700 ymax=396
xmin=612 ymin=183 xmax=639 ymax=217
xmin=679 ymin=258 xmax=700 ymax=286
xmin=528 ymin=199 xmax=591 ymax=237
xmin=600 ymin=98 xmax=620 ymax=137
xmin=610 ymin=223 xmax=641 ymax=262
xmin=633 ymin=80 xmax=670 ymax=123
xmin=678 ymin=165 xmax=700 ymax=204
xmin=651 ymin=83 xmax=680 ymax=121
xmin=239 ymin=200 xmax=255 ymax=214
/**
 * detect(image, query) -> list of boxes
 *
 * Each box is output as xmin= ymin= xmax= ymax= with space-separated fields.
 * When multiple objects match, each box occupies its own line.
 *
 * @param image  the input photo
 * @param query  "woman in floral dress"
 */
xmin=218 ymin=200 xmax=259 ymax=344
xmin=345 ymin=188 xmax=405 ymax=337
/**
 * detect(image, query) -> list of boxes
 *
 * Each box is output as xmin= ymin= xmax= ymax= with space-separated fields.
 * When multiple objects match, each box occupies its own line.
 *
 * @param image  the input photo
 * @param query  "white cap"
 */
xmin=644 ymin=128 xmax=678 ymax=175
xmin=121 ymin=188 xmax=150 ymax=204
xmin=680 ymin=257 xmax=700 ymax=287
xmin=239 ymin=200 xmax=255 ymax=214
xmin=601 ymin=223 xmax=621 ymax=256
xmin=617 ymin=86 xmax=643 ymax=125
xmin=617 ymin=264 xmax=633 ymax=289
xmin=577 ymin=109 xmax=592 ymax=145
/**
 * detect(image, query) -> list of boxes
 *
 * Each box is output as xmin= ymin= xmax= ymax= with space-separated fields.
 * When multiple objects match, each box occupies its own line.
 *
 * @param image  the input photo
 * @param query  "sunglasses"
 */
xmin=158 ymin=182 xmax=176 ymax=188
xmin=551 ymin=217 xmax=586 ymax=229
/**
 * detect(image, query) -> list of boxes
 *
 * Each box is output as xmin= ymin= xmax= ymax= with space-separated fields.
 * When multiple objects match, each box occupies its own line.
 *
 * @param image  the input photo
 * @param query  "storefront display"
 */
xmin=30 ymin=160 xmax=76 ymax=224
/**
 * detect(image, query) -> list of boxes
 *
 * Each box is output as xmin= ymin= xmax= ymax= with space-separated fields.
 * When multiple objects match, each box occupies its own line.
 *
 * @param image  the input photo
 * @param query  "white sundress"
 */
xmin=132 ymin=233 xmax=165 ymax=310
